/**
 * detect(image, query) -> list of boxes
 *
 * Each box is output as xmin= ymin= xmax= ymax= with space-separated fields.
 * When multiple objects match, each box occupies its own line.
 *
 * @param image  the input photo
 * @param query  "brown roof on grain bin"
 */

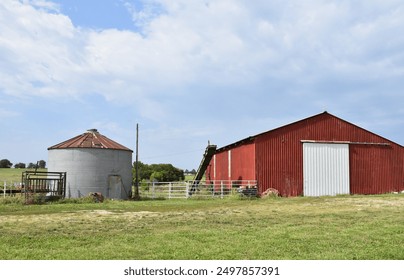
xmin=48 ymin=129 xmax=133 ymax=152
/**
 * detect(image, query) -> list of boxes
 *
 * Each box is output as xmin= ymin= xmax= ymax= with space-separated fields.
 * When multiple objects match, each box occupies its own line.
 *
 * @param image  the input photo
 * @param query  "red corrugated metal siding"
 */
xmin=206 ymin=150 xmax=229 ymax=191
xmin=350 ymin=144 xmax=402 ymax=194
xmin=212 ymin=151 xmax=229 ymax=181
xmin=205 ymin=141 xmax=256 ymax=190
xmin=255 ymin=128 xmax=302 ymax=196
xmin=205 ymin=161 xmax=214 ymax=182
xmin=254 ymin=112 xmax=403 ymax=196
xmin=229 ymin=142 xmax=256 ymax=181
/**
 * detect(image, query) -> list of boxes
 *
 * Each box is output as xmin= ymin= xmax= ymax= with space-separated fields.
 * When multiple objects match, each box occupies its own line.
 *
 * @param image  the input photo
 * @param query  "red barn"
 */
xmin=205 ymin=112 xmax=404 ymax=196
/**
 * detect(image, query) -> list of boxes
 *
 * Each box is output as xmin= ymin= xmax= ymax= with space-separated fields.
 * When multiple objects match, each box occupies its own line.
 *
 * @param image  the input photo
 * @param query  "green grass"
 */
xmin=0 ymin=194 xmax=403 ymax=260
xmin=0 ymin=168 xmax=47 ymax=186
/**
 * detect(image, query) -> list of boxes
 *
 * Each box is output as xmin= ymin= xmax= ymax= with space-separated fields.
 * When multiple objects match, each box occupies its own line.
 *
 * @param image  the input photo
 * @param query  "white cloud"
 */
xmin=1 ymin=0 xmax=404 ymax=168
xmin=122 ymin=0 xmax=164 ymax=30
xmin=1 ymin=0 xmax=404 ymax=121
xmin=0 ymin=0 xmax=81 ymax=99
xmin=23 ymin=0 xmax=60 ymax=12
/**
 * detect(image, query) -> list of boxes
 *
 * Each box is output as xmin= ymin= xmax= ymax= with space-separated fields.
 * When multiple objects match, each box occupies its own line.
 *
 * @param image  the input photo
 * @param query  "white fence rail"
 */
xmin=1 ymin=181 xmax=23 ymax=197
xmin=138 ymin=180 xmax=258 ymax=199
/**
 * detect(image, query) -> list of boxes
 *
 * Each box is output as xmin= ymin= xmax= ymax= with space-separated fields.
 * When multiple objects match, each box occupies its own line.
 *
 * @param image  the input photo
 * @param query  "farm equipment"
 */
xmin=22 ymin=171 xmax=66 ymax=203
xmin=189 ymin=144 xmax=217 ymax=196
xmin=237 ymin=186 xmax=258 ymax=197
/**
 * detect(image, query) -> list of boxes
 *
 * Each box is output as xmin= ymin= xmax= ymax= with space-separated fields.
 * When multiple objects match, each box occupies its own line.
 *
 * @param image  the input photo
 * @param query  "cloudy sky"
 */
xmin=1 ymin=0 xmax=403 ymax=170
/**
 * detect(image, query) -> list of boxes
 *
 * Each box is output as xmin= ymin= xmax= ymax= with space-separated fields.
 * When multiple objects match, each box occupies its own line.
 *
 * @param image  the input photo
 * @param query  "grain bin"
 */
xmin=47 ymin=129 xmax=133 ymax=199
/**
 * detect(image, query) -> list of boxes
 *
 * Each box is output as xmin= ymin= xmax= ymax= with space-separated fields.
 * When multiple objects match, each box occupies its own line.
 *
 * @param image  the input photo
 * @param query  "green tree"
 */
xmin=133 ymin=161 xmax=184 ymax=182
xmin=133 ymin=161 xmax=154 ymax=181
xmin=150 ymin=171 xmax=164 ymax=182
xmin=0 ymin=159 xmax=13 ymax=168
xmin=37 ymin=160 xmax=46 ymax=168
xmin=14 ymin=162 xmax=26 ymax=168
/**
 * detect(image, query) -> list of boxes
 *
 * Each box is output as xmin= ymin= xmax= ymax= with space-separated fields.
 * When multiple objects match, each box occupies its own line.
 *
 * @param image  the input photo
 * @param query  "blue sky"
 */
xmin=1 ymin=0 xmax=404 ymax=170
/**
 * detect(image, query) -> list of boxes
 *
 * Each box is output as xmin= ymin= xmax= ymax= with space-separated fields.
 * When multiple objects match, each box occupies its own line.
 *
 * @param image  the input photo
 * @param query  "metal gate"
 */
xmin=303 ymin=142 xmax=350 ymax=196
xmin=22 ymin=171 xmax=66 ymax=203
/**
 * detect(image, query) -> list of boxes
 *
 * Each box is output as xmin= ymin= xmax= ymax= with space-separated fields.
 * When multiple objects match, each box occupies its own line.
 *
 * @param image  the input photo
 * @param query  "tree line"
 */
xmin=0 ymin=159 xmax=46 ymax=169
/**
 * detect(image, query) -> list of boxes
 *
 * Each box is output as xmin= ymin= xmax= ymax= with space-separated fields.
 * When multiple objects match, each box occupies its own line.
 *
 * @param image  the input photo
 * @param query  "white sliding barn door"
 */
xmin=303 ymin=143 xmax=350 ymax=196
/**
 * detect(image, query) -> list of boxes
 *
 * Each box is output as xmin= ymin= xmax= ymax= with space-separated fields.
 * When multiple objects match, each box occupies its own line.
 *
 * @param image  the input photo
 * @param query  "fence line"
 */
xmin=2 ymin=180 xmax=259 ymax=199
xmin=138 ymin=180 xmax=258 ymax=199
xmin=1 ymin=181 xmax=23 ymax=197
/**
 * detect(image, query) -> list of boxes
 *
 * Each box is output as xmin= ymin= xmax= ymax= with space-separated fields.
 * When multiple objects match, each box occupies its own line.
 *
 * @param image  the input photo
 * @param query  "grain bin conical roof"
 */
xmin=48 ymin=129 xmax=132 ymax=152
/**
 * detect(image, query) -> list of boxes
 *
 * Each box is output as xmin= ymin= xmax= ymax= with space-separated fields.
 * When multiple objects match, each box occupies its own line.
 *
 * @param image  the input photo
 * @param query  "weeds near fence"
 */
xmin=0 ymin=196 xmax=100 ymax=205
xmin=0 ymin=196 xmax=25 ymax=205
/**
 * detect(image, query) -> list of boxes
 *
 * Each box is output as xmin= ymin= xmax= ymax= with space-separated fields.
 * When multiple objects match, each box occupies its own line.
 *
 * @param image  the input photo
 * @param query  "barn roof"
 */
xmin=48 ymin=129 xmax=133 ymax=152
xmin=216 ymin=111 xmax=403 ymax=152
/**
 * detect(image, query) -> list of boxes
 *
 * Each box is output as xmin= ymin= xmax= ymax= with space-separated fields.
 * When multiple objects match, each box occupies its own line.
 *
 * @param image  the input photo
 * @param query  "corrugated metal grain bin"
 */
xmin=207 ymin=112 xmax=404 ymax=197
xmin=48 ymin=129 xmax=133 ymax=199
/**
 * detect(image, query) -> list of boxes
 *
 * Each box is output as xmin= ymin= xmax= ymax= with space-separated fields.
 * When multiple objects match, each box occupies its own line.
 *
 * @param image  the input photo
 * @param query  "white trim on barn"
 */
xmin=303 ymin=142 xmax=350 ymax=196
xmin=213 ymin=154 xmax=216 ymax=178
xmin=228 ymin=150 xmax=231 ymax=179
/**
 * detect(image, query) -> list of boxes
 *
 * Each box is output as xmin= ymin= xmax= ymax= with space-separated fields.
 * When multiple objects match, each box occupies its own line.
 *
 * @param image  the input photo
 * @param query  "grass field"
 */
xmin=0 ymin=168 xmax=47 ymax=186
xmin=0 ymin=194 xmax=403 ymax=260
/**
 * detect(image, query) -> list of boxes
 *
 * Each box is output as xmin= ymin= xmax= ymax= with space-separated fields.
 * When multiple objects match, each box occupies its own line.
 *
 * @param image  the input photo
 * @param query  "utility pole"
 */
xmin=134 ymin=123 xmax=140 ymax=200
